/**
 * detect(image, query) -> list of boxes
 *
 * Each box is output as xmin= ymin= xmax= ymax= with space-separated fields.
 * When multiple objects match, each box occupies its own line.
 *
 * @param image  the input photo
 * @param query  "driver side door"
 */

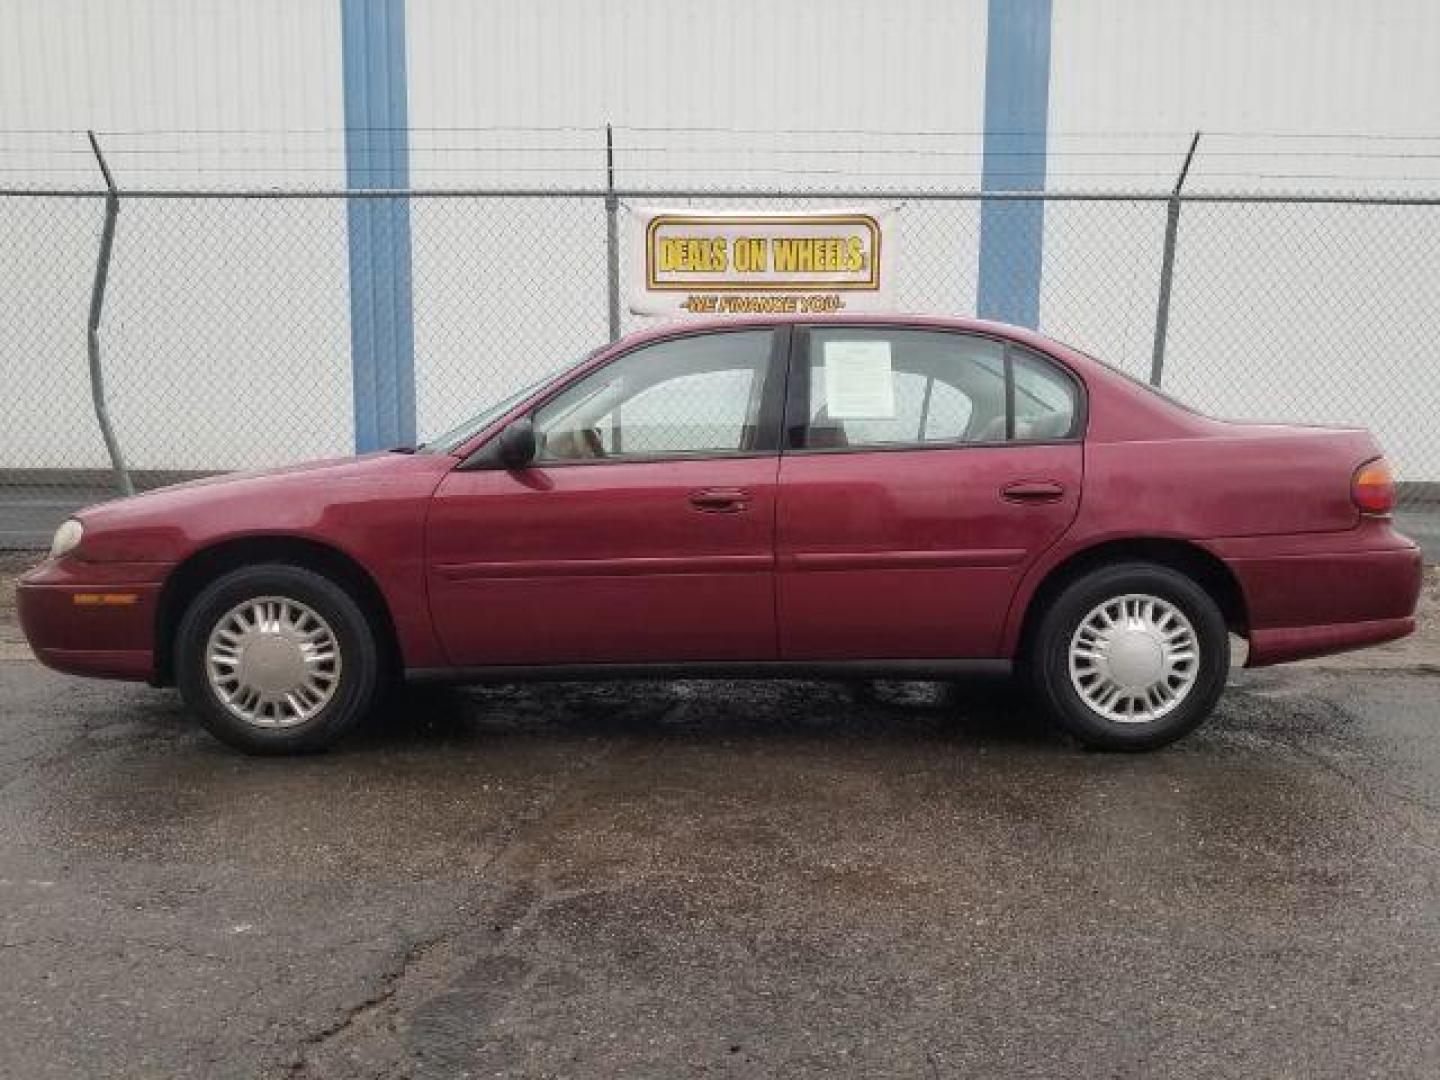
xmin=426 ymin=328 xmax=787 ymax=667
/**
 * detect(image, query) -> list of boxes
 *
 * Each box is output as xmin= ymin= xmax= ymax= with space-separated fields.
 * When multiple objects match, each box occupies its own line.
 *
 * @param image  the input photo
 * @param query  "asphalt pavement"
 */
xmin=2 ymin=657 xmax=1439 ymax=1078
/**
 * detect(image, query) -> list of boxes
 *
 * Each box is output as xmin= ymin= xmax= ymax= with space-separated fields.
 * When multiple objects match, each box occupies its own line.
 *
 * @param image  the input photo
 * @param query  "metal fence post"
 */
xmin=1149 ymin=130 xmax=1201 ymax=387
xmin=85 ymin=130 xmax=134 ymax=497
xmin=604 ymin=123 xmax=622 ymax=342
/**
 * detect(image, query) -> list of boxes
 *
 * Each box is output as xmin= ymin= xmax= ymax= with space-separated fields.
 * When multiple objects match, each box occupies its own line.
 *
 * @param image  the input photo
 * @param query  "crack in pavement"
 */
xmin=286 ymin=932 xmax=452 ymax=1079
xmin=279 ymin=734 xmax=626 ymax=1078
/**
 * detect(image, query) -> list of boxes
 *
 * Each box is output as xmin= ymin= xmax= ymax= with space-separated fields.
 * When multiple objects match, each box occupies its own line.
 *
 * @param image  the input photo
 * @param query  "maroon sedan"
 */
xmin=17 ymin=315 xmax=1422 ymax=754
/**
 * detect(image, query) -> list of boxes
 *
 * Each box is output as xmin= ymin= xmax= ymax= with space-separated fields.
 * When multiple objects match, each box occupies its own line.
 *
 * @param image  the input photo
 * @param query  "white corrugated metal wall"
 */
xmin=2 ymin=0 xmax=1438 ymax=477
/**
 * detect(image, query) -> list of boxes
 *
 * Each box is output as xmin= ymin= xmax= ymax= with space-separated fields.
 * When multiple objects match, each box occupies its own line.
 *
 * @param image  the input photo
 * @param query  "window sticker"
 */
xmin=823 ymin=339 xmax=896 ymax=419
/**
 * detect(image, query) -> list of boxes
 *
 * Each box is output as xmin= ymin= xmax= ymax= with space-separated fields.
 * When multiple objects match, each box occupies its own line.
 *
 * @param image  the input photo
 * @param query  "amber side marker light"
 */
xmin=1352 ymin=457 xmax=1396 ymax=517
xmin=72 ymin=593 xmax=140 ymax=607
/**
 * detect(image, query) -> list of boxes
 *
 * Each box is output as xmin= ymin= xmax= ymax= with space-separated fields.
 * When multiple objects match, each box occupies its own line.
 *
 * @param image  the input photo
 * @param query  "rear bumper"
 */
xmin=1247 ymin=615 xmax=1416 ymax=667
xmin=1217 ymin=537 xmax=1424 ymax=667
xmin=15 ymin=558 xmax=168 ymax=682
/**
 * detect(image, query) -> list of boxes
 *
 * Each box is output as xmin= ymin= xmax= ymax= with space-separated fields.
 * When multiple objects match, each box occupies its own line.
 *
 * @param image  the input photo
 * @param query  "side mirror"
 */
xmin=497 ymin=418 xmax=537 ymax=469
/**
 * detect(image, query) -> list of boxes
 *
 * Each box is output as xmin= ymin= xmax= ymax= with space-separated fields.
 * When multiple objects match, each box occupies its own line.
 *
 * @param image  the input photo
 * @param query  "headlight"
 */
xmin=49 ymin=518 xmax=84 ymax=559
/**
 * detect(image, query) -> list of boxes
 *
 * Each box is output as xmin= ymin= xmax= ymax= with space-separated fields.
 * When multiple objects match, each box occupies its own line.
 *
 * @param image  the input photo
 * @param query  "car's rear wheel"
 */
xmin=175 ymin=564 xmax=380 ymax=754
xmin=1028 ymin=562 xmax=1229 ymax=750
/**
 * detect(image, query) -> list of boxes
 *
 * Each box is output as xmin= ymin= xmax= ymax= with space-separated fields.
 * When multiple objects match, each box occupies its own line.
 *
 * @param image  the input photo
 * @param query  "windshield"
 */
xmin=418 ymin=350 xmax=599 ymax=454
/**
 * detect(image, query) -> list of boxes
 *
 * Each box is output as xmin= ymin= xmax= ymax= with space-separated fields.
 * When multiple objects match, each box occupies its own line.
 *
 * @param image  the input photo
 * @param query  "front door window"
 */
xmin=534 ymin=329 xmax=777 ymax=461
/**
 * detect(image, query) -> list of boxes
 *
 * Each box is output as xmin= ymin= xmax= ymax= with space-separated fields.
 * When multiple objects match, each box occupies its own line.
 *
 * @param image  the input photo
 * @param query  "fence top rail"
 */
xmin=5 ymin=185 xmax=1440 ymax=207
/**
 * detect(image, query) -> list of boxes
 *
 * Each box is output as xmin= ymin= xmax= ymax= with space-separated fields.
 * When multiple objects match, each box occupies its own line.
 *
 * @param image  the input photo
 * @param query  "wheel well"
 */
xmin=1017 ymin=538 xmax=1249 ymax=657
xmin=153 ymin=536 xmax=401 ymax=686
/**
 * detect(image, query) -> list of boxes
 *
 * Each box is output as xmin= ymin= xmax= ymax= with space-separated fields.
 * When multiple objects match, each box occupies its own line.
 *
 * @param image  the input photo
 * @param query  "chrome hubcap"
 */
xmin=1068 ymin=593 xmax=1199 ymax=724
xmin=205 ymin=597 xmax=341 ymax=728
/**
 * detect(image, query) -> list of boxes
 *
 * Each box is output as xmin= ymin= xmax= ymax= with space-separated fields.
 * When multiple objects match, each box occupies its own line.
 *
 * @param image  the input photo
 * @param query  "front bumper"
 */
xmin=15 ymin=558 xmax=170 ymax=681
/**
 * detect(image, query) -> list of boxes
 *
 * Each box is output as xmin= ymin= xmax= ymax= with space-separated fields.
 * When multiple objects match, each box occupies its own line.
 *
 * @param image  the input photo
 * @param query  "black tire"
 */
xmin=175 ymin=564 xmax=381 ymax=755
xmin=1027 ymin=562 xmax=1229 ymax=751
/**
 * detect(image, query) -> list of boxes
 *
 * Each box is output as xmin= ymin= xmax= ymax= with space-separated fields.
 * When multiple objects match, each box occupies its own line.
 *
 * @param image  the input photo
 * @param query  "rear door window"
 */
xmin=795 ymin=327 xmax=1078 ymax=450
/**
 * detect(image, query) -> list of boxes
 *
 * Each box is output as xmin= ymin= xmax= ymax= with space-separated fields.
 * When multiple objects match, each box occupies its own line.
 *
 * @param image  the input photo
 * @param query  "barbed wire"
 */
xmin=6 ymin=127 xmax=1440 ymax=195
xmin=4 ymin=124 xmax=1440 ymax=140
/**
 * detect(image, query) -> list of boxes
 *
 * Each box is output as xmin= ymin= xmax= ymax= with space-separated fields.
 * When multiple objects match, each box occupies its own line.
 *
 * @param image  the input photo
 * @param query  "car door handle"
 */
xmin=687 ymin=488 xmax=753 ymax=513
xmin=1000 ymin=480 xmax=1066 ymax=504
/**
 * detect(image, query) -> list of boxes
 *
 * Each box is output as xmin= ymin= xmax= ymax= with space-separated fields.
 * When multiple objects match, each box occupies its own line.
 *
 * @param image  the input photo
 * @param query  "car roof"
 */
xmin=606 ymin=312 xmax=1096 ymax=373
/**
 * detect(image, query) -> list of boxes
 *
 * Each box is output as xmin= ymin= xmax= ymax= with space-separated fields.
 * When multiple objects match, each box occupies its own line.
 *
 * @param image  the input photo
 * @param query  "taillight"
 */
xmin=1352 ymin=456 xmax=1395 ymax=516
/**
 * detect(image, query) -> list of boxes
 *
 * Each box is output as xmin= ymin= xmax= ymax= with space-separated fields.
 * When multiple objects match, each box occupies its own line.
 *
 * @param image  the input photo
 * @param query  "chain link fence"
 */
xmin=3 ymin=169 xmax=1439 ymax=549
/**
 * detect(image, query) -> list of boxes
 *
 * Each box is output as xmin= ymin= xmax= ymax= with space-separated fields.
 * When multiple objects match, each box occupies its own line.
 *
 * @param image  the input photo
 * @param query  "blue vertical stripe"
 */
xmin=342 ymin=0 xmax=414 ymax=451
xmin=977 ymin=0 xmax=1053 ymax=329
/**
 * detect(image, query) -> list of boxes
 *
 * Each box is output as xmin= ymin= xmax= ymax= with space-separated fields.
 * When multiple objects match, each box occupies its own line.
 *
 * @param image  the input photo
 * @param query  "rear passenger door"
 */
xmin=775 ymin=325 xmax=1084 ymax=660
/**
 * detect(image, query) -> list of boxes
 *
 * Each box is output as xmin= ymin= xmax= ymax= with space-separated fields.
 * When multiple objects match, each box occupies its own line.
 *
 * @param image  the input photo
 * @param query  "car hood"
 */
xmin=141 ymin=451 xmax=417 ymax=495
xmin=69 ymin=451 xmax=458 ymax=562
xmin=123 ymin=451 xmax=446 ymax=499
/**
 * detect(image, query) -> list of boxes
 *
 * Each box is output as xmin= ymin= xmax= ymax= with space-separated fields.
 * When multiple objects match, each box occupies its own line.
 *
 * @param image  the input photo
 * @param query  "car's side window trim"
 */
xmin=1003 ymin=344 xmax=1017 ymax=441
xmin=463 ymin=324 xmax=792 ymax=470
xmin=752 ymin=323 xmax=792 ymax=455
xmin=782 ymin=325 xmax=811 ymax=453
xmin=782 ymin=323 xmax=1087 ymax=455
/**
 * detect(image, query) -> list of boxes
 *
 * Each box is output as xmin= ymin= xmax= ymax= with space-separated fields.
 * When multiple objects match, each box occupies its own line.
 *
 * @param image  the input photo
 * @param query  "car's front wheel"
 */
xmin=1028 ymin=562 xmax=1230 ymax=751
xmin=175 ymin=564 xmax=380 ymax=754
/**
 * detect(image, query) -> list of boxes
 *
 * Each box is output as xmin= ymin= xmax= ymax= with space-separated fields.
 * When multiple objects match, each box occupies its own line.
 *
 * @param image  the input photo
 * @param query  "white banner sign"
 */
xmin=625 ymin=205 xmax=898 ymax=318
